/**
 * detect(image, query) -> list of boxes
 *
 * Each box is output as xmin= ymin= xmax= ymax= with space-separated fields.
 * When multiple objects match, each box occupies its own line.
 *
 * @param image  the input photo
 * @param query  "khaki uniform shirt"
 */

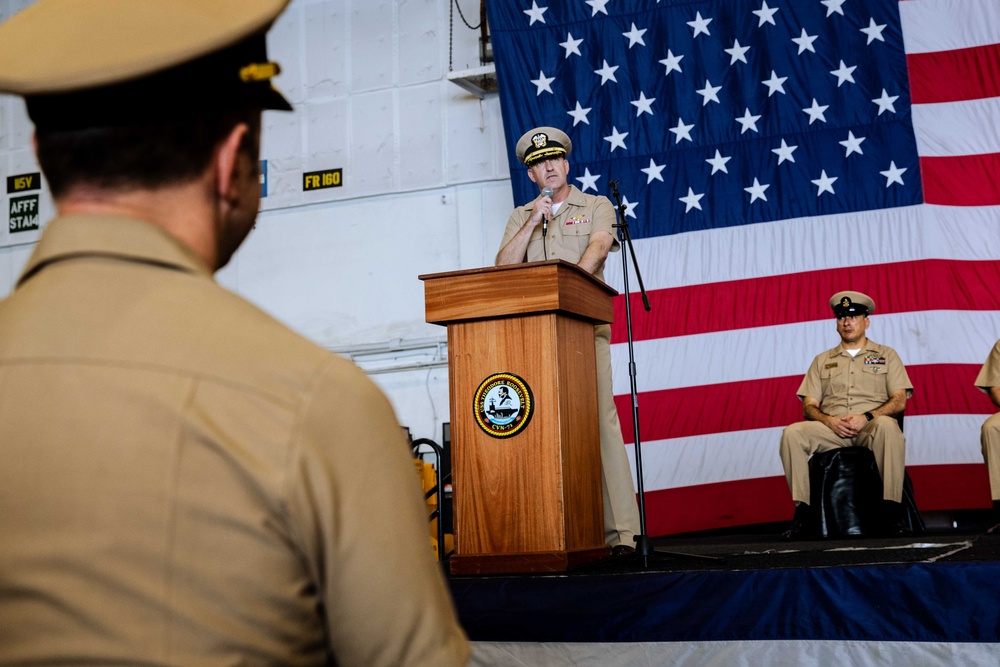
xmin=498 ymin=184 xmax=619 ymax=283
xmin=797 ymin=340 xmax=913 ymax=416
xmin=0 ymin=216 xmax=469 ymax=667
xmin=975 ymin=339 xmax=1000 ymax=393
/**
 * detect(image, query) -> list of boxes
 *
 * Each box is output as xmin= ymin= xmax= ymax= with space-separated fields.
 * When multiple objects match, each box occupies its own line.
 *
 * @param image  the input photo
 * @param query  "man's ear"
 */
xmin=214 ymin=122 xmax=250 ymax=203
xmin=526 ymin=167 xmax=538 ymax=185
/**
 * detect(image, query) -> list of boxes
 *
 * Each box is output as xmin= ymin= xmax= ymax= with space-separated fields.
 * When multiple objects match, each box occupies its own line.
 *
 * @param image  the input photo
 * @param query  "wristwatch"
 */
xmin=864 ymin=412 xmax=874 ymax=422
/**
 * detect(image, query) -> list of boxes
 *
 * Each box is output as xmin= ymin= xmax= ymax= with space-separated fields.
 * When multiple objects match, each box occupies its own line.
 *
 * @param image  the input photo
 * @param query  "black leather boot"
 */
xmin=781 ymin=503 xmax=812 ymax=540
xmin=989 ymin=501 xmax=1000 ymax=533
xmin=882 ymin=500 xmax=911 ymax=537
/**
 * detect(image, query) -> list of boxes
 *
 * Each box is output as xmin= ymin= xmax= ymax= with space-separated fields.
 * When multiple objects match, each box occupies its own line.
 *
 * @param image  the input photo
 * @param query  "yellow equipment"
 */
xmin=414 ymin=458 xmax=454 ymax=561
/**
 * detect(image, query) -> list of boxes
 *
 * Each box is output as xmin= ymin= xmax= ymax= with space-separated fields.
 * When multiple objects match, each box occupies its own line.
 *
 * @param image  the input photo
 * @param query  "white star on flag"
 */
xmin=659 ymin=50 xmax=684 ymax=75
xmin=762 ymin=71 xmax=787 ymax=96
xmin=830 ymin=60 xmax=857 ymax=87
xmin=696 ymin=80 xmax=722 ymax=105
xmin=585 ymin=0 xmax=609 ymax=17
xmin=873 ymin=89 xmax=899 ymax=115
xmin=575 ymin=167 xmax=600 ymax=192
xmin=840 ymin=131 xmax=866 ymax=157
xmin=631 ymin=91 xmax=656 ymax=116
xmin=670 ymin=118 xmax=695 ymax=143
xmin=752 ymin=1 xmax=779 ymax=27
xmin=735 ymin=108 xmax=761 ymax=134
xmin=745 ymin=178 xmax=770 ymax=203
xmin=688 ymin=12 xmax=712 ymax=38
xmin=641 ymin=159 xmax=666 ymax=183
xmin=792 ymin=28 xmax=818 ymax=55
xmin=772 ymin=139 xmax=797 ymax=164
xmin=567 ymin=101 xmax=591 ymax=126
xmin=604 ymin=127 xmax=629 ymax=151
xmin=595 ymin=60 xmax=619 ymax=85
xmin=706 ymin=149 xmax=731 ymax=174
xmin=523 ymin=1 xmax=547 ymax=25
xmin=803 ymin=99 xmax=829 ymax=124
xmin=811 ymin=170 xmax=838 ymax=196
xmin=621 ymin=195 xmax=638 ymax=218
xmin=861 ymin=18 xmax=887 ymax=45
xmin=560 ymin=33 xmax=583 ymax=58
xmin=725 ymin=39 xmax=751 ymax=65
xmin=530 ymin=71 xmax=555 ymax=95
xmin=623 ymin=23 xmax=647 ymax=48
xmin=821 ymin=0 xmax=846 ymax=17
xmin=880 ymin=162 xmax=907 ymax=187
xmin=679 ymin=187 xmax=705 ymax=212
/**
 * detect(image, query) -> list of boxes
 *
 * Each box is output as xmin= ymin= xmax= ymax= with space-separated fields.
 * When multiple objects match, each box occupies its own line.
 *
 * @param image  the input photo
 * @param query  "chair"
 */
xmin=807 ymin=413 xmax=924 ymax=538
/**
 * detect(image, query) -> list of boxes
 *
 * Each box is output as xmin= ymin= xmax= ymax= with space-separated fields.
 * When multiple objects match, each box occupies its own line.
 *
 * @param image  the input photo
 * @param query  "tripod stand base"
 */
xmin=634 ymin=534 xmax=723 ymax=564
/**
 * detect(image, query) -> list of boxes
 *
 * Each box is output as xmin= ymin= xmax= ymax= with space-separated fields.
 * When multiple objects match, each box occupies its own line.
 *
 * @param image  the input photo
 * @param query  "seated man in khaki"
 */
xmin=974 ymin=339 xmax=1000 ymax=518
xmin=779 ymin=291 xmax=913 ymax=539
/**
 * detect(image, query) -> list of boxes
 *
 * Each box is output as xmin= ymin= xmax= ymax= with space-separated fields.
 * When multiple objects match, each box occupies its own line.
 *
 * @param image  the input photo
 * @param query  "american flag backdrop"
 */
xmin=484 ymin=0 xmax=1000 ymax=535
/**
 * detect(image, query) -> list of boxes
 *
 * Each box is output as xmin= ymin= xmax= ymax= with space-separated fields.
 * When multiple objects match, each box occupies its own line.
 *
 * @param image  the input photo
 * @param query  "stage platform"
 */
xmin=448 ymin=510 xmax=1000 ymax=666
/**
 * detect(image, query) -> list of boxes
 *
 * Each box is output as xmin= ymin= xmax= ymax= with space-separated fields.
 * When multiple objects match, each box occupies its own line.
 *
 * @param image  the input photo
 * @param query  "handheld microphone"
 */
xmin=540 ymin=187 xmax=553 ymax=238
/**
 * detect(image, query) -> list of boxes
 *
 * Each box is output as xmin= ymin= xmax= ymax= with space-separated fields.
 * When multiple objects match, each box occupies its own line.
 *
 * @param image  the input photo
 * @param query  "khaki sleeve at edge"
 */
xmin=287 ymin=360 xmax=470 ymax=667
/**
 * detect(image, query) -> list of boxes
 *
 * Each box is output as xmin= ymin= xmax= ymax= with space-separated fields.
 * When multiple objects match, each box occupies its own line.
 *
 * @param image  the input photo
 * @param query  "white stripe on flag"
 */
xmin=605 ymin=205 xmax=1000 ymax=293
xmin=627 ymin=414 xmax=987 ymax=491
xmin=900 ymin=0 xmax=1000 ymax=54
xmin=612 ymin=310 xmax=1000 ymax=394
xmin=913 ymin=97 xmax=1000 ymax=157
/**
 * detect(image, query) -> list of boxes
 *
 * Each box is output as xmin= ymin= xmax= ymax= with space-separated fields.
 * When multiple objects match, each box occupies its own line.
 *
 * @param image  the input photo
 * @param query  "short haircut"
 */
xmin=35 ymin=107 xmax=262 ymax=198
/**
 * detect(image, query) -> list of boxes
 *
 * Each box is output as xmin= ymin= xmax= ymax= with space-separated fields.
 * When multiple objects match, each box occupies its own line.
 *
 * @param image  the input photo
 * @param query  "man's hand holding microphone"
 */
xmin=538 ymin=186 xmax=553 ymax=238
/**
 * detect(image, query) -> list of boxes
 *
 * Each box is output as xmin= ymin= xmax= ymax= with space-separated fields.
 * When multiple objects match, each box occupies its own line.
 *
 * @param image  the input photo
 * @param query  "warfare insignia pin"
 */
xmin=473 ymin=372 xmax=534 ymax=438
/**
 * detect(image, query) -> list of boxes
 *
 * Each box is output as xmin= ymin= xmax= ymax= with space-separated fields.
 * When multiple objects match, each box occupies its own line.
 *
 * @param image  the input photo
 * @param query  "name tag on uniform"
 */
xmin=864 ymin=353 xmax=886 ymax=365
xmin=566 ymin=215 xmax=589 ymax=225
xmin=825 ymin=363 xmax=838 ymax=369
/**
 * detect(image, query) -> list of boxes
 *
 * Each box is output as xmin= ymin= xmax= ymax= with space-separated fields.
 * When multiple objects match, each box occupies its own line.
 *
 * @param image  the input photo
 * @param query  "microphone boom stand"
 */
xmin=607 ymin=180 xmax=720 ymax=568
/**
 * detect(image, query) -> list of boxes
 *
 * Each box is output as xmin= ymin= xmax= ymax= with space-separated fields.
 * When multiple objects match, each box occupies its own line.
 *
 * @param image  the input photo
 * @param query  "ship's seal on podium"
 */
xmin=473 ymin=372 xmax=534 ymax=438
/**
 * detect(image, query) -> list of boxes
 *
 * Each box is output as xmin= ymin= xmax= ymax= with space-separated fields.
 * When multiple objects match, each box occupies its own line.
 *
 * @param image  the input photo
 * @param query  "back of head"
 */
xmin=0 ymin=0 xmax=293 ymax=197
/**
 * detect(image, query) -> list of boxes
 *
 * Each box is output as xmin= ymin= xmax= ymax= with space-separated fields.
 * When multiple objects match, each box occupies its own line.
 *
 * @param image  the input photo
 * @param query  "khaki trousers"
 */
xmin=779 ymin=416 xmax=906 ymax=505
xmin=595 ymin=324 xmax=641 ymax=547
xmin=981 ymin=413 xmax=1000 ymax=500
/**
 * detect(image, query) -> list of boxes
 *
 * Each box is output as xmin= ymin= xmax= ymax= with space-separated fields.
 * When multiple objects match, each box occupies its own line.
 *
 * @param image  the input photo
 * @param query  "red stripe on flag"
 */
xmin=642 ymin=476 xmax=792 ymax=536
xmin=921 ymin=154 xmax=1000 ymax=206
xmin=908 ymin=43 xmax=1000 ymax=104
xmin=617 ymin=364 xmax=994 ymax=444
xmin=908 ymin=463 xmax=993 ymax=510
xmin=618 ymin=376 xmax=800 ymax=443
xmin=642 ymin=465 xmax=991 ymax=536
xmin=612 ymin=259 xmax=1000 ymax=343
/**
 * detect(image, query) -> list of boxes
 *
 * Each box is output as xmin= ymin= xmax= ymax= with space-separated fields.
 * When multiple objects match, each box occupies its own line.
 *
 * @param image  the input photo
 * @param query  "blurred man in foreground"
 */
xmin=0 ymin=2 xmax=469 ymax=665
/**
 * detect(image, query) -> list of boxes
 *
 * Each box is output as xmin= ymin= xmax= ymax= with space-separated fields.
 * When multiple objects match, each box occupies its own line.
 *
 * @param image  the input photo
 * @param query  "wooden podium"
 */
xmin=420 ymin=260 xmax=613 ymax=574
